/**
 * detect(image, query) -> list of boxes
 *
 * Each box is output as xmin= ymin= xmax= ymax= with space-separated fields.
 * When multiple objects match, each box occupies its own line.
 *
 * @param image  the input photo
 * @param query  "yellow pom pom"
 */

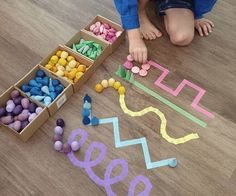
xmin=76 ymin=72 xmax=84 ymax=80
xmin=74 ymin=62 xmax=80 ymax=68
xmin=101 ymin=80 xmax=108 ymax=88
xmin=95 ymin=84 xmax=104 ymax=93
xmin=108 ymin=78 xmax=115 ymax=86
xmin=56 ymin=50 xmax=62 ymax=57
xmin=51 ymin=67 xmax=58 ymax=73
xmin=68 ymin=72 xmax=76 ymax=80
xmin=67 ymin=55 xmax=75 ymax=62
xmin=56 ymin=70 xmax=64 ymax=77
xmin=113 ymin=81 xmax=121 ymax=90
xmin=50 ymin=55 xmax=59 ymax=65
xmin=55 ymin=63 xmax=60 ymax=68
xmin=45 ymin=64 xmax=53 ymax=70
xmin=61 ymin=51 xmax=69 ymax=59
xmin=48 ymin=61 xmax=54 ymax=66
xmin=65 ymin=66 xmax=72 ymax=72
xmin=64 ymin=71 xmax=69 ymax=77
xmin=58 ymin=58 xmax=67 ymax=66
xmin=71 ymin=68 xmax=77 ymax=73
xmin=57 ymin=65 xmax=65 ymax=71
xmin=77 ymin=65 xmax=86 ymax=73
xmin=118 ymin=86 xmax=126 ymax=95
xmin=68 ymin=60 xmax=77 ymax=68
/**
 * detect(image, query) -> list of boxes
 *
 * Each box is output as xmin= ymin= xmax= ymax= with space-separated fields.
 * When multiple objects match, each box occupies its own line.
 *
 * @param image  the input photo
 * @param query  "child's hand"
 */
xmin=127 ymin=29 xmax=148 ymax=64
xmin=195 ymin=18 xmax=214 ymax=36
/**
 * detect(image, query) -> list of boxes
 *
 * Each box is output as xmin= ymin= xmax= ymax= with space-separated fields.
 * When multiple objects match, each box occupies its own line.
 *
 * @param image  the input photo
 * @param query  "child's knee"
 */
xmin=169 ymin=30 xmax=194 ymax=46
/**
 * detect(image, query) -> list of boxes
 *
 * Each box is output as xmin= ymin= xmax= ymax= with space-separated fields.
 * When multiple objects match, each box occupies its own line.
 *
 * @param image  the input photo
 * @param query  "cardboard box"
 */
xmin=0 ymin=86 xmax=49 ymax=142
xmin=83 ymin=15 xmax=125 ymax=52
xmin=40 ymin=45 xmax=102 ymax=92
xmin=65 ymin=30 xmax=111 ymax=66
xmin=15 ymin=65 xmax=73 ymax=116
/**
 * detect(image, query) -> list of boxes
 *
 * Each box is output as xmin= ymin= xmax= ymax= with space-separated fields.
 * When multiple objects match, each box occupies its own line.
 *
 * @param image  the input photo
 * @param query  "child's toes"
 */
xmin=153 ymin=28 xmax=162 ymax=37
xmin=142 ymin=32 xmax=149 ymax=40
xmin=206 ymin=23 xmax=212 ymax=33
xmin=148 ymin=32 xmax=156 ymax=40
xmin=202 ymin=24 xmax=209 ymax=36
xmin=197 ymin=26 xmax=204 ymax=36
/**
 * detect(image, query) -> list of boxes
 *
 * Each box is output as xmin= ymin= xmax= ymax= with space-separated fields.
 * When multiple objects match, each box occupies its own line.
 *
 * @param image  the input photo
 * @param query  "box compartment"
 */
xmin=15 ymin=65 xmax=73 ymax=116
xmin=41 ymin=45 xmax=103 ymax=92
xmin=65 ymin=30 xmax=111 ymax=66
xmin=0 ymin=86 xmax=49 ymax=142
xmin=83 ymin=15 xmax=125 ymax=52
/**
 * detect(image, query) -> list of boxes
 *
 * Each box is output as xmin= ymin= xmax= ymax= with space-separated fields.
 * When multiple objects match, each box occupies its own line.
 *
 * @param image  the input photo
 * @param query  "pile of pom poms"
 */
xmin=72 ymin=39 xmax=103 ymax=60
xmin=95 ymin=78 xmax=126 ymax=95
xmin=53 ymin=118 xmax=80 ymax=153
xmin=82 ymin=94 xmax=99 ymax=126
xmin=89 ymin=21 xmax=122 ymax=43
xmin=0 ymin=89 xmax=43 ymax=133
xmin=21 ymin=70 xmax=65 ymax=106
xmin=123 ymin=55 xmax=150 ymax=77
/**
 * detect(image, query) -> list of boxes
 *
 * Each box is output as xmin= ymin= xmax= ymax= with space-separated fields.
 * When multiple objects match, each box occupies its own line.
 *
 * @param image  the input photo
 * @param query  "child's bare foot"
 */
xmin=139 ymin=11 xmax=162 ymax=40
xmin=195 ymin=18 xmax=214 ymax=36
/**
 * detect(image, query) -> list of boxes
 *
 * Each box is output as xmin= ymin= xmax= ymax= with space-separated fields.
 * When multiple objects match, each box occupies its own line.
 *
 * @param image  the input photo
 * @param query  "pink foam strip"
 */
xmin=148 ymin=60 xmax=214 ymax=119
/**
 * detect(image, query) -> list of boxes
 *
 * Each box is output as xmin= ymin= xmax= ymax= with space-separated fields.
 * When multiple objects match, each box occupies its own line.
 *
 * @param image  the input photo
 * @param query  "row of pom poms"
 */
xmin=0 ymin=90 xmax=43 ymax=132
xmin=82 ymin=94 xmax=99 ymax=126
xmin=21 ymin=70 xmax=64 ymax=106
xmin=53 ymin=118 xmax=80 ymax=153
xmin=44 ymin=50 xmax=89 ymax=84
xmin=95 ymin=78 xmax=126 ymax=95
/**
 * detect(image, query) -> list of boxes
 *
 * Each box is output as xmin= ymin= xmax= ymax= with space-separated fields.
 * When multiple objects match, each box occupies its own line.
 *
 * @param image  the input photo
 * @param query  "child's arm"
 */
xmin=114 ymin=0 xmax=139 ymax=30
xmin=114 ymin=0 xmax=148 ymax=63
xmin=194 ymin=0 xmax=217 ymax=36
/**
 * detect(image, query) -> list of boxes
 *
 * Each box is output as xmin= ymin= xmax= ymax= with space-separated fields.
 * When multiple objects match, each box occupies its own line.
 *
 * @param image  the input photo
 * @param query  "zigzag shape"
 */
xmin=83 ymin=94 xmax=177 ymax=170
xmin=116 ymin=68 xmax=207 ymax=127
xmin=98 ymin=117 xmax=177 ymax=170
xmin=148 ymin=60 xmax=214 ymax=119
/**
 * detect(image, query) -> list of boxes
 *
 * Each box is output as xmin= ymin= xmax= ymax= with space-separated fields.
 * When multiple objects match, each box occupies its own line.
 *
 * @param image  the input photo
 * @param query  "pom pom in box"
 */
xmin=15 ymin=65 xmax=73 ymax=116
xmin=0 ymin=86 xmax=49 ymax=142
xmin=65 ymin=30 xmax=111 ymax=68
xmin=41 ymin=45 xmax=106 ymax=93
xmin=84 ymin=15 xmax=125 ymax=52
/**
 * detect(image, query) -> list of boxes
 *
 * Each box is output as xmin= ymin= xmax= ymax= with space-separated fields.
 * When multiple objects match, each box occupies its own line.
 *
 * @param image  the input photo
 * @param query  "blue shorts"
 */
xmin=157 ymin=0 xmax=194 ymax=15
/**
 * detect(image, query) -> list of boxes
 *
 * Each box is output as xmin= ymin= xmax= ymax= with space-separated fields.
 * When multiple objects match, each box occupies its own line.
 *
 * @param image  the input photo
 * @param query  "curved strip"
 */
xmin=119 ymin=95 xmax=199 ymax=145
xmin=128 ymin=175 xmax=152 ymax=196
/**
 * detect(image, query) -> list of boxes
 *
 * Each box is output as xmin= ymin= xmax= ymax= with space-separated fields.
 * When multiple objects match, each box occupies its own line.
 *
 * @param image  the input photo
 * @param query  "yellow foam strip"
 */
xmin=119 ymin=94 xmax=199 ymax=145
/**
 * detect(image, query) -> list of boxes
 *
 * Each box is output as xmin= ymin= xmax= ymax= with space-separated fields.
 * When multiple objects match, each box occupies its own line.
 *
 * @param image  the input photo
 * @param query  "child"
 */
xmin=114 ymin=0 xmax=217 ymax=63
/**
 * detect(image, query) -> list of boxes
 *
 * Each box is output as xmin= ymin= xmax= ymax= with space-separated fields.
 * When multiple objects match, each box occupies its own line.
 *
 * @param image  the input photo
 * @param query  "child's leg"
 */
xmin=164 ymin=8 xmax=194 ymax=46
xmin=139 ymin=0 xmax=162 ymax=40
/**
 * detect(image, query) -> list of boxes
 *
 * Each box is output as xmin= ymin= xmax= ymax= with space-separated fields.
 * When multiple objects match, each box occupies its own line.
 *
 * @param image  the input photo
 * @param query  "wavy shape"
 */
xmin=119 ymin=95 xmax=199 ymax=145
xmin=148 ymin=60 xmax=214 ymax=119
xmin=116 ymin=68 xmax=207 ymax=127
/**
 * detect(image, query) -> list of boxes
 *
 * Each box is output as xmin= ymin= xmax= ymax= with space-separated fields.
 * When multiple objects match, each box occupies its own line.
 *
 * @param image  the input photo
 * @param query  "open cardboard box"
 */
xmin=83 ymin=15 xmax=125 ymax=52
xmin=0 ymin=86 xmax=49 ymax=142
xmin=40 ymin=45 xmax=102 ymax=92
xmin=65 ymin=30 xmax=111 ymax=66
xmin=15 ymin=65 xmax=73 ymax=116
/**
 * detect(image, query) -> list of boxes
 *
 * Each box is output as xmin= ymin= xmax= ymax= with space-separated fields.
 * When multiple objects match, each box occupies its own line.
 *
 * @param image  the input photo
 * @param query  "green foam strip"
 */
xmin=116 ymin=72 xmax=207 ymax=128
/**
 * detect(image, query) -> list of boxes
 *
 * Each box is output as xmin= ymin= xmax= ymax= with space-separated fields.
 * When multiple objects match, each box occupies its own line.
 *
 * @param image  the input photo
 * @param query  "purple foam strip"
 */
xmin=66 ymin=128 xmax=152 ymax=195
